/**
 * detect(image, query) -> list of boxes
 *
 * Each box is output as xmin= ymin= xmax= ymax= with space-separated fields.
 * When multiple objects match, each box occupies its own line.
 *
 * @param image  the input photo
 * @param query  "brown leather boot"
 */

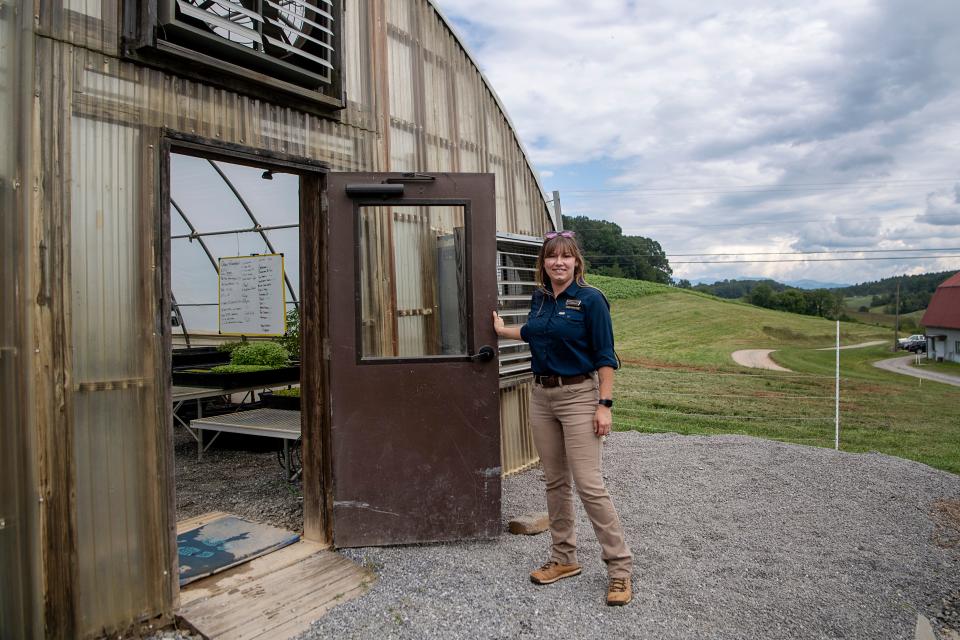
xmin=529 ymin=561 xmax=582 ymax=585
xmin=606 ymin=577 xmax=632 ymax=606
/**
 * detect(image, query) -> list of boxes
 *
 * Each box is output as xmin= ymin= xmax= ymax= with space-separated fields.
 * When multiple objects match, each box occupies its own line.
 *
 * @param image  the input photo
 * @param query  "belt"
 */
xmin=534 ymin=373 xmax=591 ymax=388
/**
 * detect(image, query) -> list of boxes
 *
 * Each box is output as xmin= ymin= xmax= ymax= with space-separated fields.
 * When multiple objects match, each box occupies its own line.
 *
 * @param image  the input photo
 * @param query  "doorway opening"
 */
xmin=164 ymin=142 xmax=328 ymax=590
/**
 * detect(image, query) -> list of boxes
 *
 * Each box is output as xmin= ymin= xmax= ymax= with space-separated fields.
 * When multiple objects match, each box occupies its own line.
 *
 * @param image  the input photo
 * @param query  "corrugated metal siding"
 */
xmin=499 ymin=379 xmax=538 ymax=476
xmin=38 ymin=0 xmax=550 ymax=231
xmin=31 ymin=0 xmax=548 ymax=632
xmin=69 ymin=114 xmax=169 ymax=636
xmin=38 ymin=0 xmax=120 ymax=56
xmin=1 ymin=4 xmax=39 ymax=636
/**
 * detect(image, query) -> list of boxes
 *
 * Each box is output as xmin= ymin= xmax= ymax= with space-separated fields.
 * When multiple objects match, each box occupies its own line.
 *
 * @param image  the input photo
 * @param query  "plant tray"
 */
xmin=172 ymin=347 xmax=231 ymax=369
xmin=172 ymin=365 xmax=300 ymax=389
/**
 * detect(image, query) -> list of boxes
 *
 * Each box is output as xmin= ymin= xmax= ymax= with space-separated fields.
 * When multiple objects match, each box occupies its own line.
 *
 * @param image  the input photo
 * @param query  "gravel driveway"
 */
xmin=874 ymin=355 xmax=960 ymax=388
xmin=731 ymin=349 xmax=792 ymax=371
xmin=301 ymin=432 xmax=960 ymax=640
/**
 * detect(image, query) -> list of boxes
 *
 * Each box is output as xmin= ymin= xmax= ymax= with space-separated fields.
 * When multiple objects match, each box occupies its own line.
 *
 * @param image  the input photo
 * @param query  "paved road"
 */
xmin=873 ymin=355 xmax=960 ymax=388
xmin=731 ymin=349 xmax=791 ymax=371
xmin=815 ymin=340 xmax=887 ymax=351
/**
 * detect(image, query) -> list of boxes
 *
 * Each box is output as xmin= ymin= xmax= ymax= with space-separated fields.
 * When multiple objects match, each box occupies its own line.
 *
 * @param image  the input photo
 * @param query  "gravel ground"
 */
xmin=174 ymin=421 xmax=304 ymax=532
xmin=296 ymin=432 xmax=960 ymax=640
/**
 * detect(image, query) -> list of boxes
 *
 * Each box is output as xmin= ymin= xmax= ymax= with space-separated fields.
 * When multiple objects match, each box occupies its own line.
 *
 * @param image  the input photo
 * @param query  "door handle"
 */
xmin=471 ymin=345 xmax=496 ymax=363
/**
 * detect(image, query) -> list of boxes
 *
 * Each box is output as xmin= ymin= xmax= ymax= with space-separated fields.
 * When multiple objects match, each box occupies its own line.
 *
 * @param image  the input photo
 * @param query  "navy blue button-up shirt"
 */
xmin=519 ymin=281 xmax=619 ymax=376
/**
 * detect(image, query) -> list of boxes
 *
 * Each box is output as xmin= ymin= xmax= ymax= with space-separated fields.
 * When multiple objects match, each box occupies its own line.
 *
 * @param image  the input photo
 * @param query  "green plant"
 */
xmin=217 ymin=341 xmax=244 ymax=355
xmin=230 ymin=342 xmax=289 ymax=367
xmin=209 ymin=364 xmax=277 ymax=374
xmin=274 ymin=308 xmax=301 ymax=360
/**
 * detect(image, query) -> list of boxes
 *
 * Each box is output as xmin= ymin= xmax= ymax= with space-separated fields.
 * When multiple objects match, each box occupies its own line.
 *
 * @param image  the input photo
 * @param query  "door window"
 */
xmin=358 ymin=205 xmax=468 ymax=359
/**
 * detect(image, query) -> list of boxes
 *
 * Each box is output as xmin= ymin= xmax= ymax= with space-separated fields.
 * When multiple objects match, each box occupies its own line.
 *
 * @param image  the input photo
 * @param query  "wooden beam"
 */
xmin=34 ymin=37 xmax=77 ymax=639
xmin=301 ymin=173 xmax=329 ymax=544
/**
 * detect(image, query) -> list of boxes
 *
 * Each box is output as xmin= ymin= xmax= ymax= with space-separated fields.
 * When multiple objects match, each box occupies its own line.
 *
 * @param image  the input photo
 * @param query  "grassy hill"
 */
xmin=589 ymin=276 xmax=960 ymax=474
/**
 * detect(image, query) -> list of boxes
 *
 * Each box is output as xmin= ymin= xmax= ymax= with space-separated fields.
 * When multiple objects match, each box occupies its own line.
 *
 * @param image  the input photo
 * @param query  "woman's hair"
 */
xmin=535 ymin=234 xmax=588 ymax=290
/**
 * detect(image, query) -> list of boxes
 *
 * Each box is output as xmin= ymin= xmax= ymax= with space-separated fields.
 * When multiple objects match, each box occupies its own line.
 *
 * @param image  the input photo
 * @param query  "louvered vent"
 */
xmin=156 ymin=0 xmax=339 ymax=91
xmin=497 ymin=235 xmax=541 ymax=379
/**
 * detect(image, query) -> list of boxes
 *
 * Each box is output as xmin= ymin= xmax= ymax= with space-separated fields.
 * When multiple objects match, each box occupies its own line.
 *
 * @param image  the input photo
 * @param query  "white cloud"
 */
xmin=436 ymin=0 xmax=960 ymax=284
xmin=917 ymin=184 xmax=960 ymax=226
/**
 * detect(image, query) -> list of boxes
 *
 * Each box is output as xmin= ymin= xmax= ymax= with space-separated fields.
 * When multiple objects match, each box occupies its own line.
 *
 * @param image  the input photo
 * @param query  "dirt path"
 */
xmin=731 ymin=349 xmax=791 ymax=371
xmin=873 ymin=355 xmax=960 ymax=388
xmin=815 ymin=340 xmax=887 ymax=351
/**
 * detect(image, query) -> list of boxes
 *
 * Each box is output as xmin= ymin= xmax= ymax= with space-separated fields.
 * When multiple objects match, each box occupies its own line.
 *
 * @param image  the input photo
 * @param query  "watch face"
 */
xmin=599 ymin=399 xmax=613 ymax=408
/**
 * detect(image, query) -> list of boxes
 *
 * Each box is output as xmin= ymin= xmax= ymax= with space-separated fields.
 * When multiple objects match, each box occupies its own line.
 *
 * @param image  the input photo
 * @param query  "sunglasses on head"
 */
xmin=544 ymin=230 xmax=576 ymax=239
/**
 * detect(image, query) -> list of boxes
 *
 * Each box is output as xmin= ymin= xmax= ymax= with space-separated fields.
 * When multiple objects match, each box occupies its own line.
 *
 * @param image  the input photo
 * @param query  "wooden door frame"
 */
xmin=159 ymin=133 xmax=332 ymax=573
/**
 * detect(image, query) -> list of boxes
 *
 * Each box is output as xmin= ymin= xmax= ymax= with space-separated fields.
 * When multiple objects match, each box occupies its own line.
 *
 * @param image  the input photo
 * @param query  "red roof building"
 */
xmin=921 ymin=272 xmax=960 ymax=331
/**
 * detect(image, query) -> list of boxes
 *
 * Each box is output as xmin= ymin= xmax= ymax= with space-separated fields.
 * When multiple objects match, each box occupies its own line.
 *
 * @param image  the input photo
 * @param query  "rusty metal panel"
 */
xmin=37 ymin=0 xmax=121 ymax=56
xmin=35 ymin=0 xmax=552 ymax=233
xmin=0 ymin=2 xmax=40 ymax=636
xmin=327 ymin=172 xmax=500 ymax=547
xmin=499 ymin=378 xmax=539 ymax=476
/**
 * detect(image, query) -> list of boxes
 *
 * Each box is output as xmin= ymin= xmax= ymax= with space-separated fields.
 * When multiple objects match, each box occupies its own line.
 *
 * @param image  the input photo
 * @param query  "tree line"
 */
xmin=837 ymin=270 xmax=954 ymax=314
xmin=682 ymin=278 xmax=844 ymax=319
xmin=562 ymin=215 xmax=673 ymax=284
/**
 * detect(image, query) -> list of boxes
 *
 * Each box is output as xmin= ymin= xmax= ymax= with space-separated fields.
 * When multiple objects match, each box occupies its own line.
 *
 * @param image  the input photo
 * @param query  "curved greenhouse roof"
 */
xmin=169 ymin=0 xmax=555 ymax=336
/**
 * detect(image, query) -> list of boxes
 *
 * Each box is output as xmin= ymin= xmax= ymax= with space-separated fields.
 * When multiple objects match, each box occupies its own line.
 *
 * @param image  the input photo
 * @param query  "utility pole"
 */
xmin=552 ymin=190 xmax=563 ymax=230
xmin=893 ymin=279 xmax=901 ymax=351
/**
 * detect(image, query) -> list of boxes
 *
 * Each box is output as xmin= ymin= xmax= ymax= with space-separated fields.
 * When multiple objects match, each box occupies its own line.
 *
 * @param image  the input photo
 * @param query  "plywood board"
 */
xmin=178 ymin=515 xmax=300 ymax=586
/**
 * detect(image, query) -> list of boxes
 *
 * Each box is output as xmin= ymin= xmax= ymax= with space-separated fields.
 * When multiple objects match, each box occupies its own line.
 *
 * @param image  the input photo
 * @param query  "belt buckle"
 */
xmin=538 ymin=374 xmax=557 ymax=387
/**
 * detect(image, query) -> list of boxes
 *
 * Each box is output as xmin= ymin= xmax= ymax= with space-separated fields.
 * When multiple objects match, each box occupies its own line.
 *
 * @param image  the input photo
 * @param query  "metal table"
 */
xmin=189 ymin=408 xmax=302 ymax=481
xmin=173 ymin=384 xmax=293 ymax=459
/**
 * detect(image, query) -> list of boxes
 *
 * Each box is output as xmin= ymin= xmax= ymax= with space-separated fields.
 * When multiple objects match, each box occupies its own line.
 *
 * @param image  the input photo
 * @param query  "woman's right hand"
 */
xmin=492 ymin=310 xmax=506 ymax=336
xmin=493 ymin=311 xmax=523 ymax=340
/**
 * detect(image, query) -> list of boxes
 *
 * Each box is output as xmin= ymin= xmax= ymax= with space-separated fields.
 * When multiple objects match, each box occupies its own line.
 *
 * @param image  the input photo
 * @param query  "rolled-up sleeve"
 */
xmin=587 ymin=296 xmax=619 ymax=370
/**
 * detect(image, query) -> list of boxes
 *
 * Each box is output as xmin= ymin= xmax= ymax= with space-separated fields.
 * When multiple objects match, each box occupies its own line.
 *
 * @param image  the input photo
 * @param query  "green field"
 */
xmin=592 ymin=278 xmax=960 ymax=474
xmin=912 ymin=359 xmax=960 ymax=376
xmin=842 ymin=297 xmax=925 ymax=330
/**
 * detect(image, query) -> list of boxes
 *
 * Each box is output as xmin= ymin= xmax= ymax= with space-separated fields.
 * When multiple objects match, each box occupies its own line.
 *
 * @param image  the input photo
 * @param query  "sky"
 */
xmin=434 ymin=0 xmax=960 ymax=286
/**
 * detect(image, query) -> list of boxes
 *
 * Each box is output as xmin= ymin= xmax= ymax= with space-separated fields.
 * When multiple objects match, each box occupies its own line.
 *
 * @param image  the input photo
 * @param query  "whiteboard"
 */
xmin=218 ymin=254 xmax=287 ymax=336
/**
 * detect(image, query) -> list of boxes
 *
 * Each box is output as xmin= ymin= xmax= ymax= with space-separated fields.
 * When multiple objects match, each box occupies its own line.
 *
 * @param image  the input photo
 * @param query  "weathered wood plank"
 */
xmin=188 ymin=562 xmax=365 ymax=637
xmin=180 ymin=550 xmax=373 ymax=639
xmin=35 ymin=36 xmax=77 ymax=639
xmin=300 ymin=173 xmax=329 ymax=544
xmin=246 ymin=575 xmax=372 ymax=639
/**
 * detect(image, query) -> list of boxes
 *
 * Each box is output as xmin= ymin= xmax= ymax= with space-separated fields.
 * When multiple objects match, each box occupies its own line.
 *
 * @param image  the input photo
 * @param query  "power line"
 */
xmin=584 ymin=255 xmax=960 ymax=264
xmin=519 ymin=247 xmax=960 ymax=259
xmin=666 ymin=255 xmax=960 ymax=264
xmin=663 ymin=247 xmax=960 ymax=257
xmin=559 ymin=177 xmax=958 ymax=196
xmin=562 ymin=212 xmax=959 ymax=229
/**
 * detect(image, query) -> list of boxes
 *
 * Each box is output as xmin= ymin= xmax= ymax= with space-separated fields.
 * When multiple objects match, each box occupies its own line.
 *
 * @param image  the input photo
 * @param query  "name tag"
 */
xmin=565 ymin=299 xmax=583 ymax=310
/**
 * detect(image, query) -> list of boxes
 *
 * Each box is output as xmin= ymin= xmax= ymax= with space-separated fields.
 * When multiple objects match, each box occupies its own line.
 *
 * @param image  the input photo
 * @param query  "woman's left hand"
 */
xmin=594 ymin=405 xmax=612 ymax=436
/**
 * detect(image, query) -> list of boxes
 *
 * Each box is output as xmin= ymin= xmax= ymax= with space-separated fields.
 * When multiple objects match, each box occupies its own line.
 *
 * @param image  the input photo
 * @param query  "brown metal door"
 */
xmin=326 ymin=172 xmax=500 ymax=547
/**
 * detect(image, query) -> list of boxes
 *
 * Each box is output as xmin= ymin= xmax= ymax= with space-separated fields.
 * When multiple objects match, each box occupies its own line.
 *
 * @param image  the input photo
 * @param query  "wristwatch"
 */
xmin=598 ymin=398 xmax=614 ymax=408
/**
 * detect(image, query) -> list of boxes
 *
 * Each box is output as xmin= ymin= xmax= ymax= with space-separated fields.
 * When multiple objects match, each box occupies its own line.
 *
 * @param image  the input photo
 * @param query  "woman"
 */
xmin=493 ymin=230 xmax=633 ymax=606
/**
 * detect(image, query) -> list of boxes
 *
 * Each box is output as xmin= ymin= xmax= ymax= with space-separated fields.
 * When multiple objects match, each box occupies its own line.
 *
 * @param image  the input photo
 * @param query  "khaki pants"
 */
xmin=530 ymin=377 xmax=633 ymax=579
